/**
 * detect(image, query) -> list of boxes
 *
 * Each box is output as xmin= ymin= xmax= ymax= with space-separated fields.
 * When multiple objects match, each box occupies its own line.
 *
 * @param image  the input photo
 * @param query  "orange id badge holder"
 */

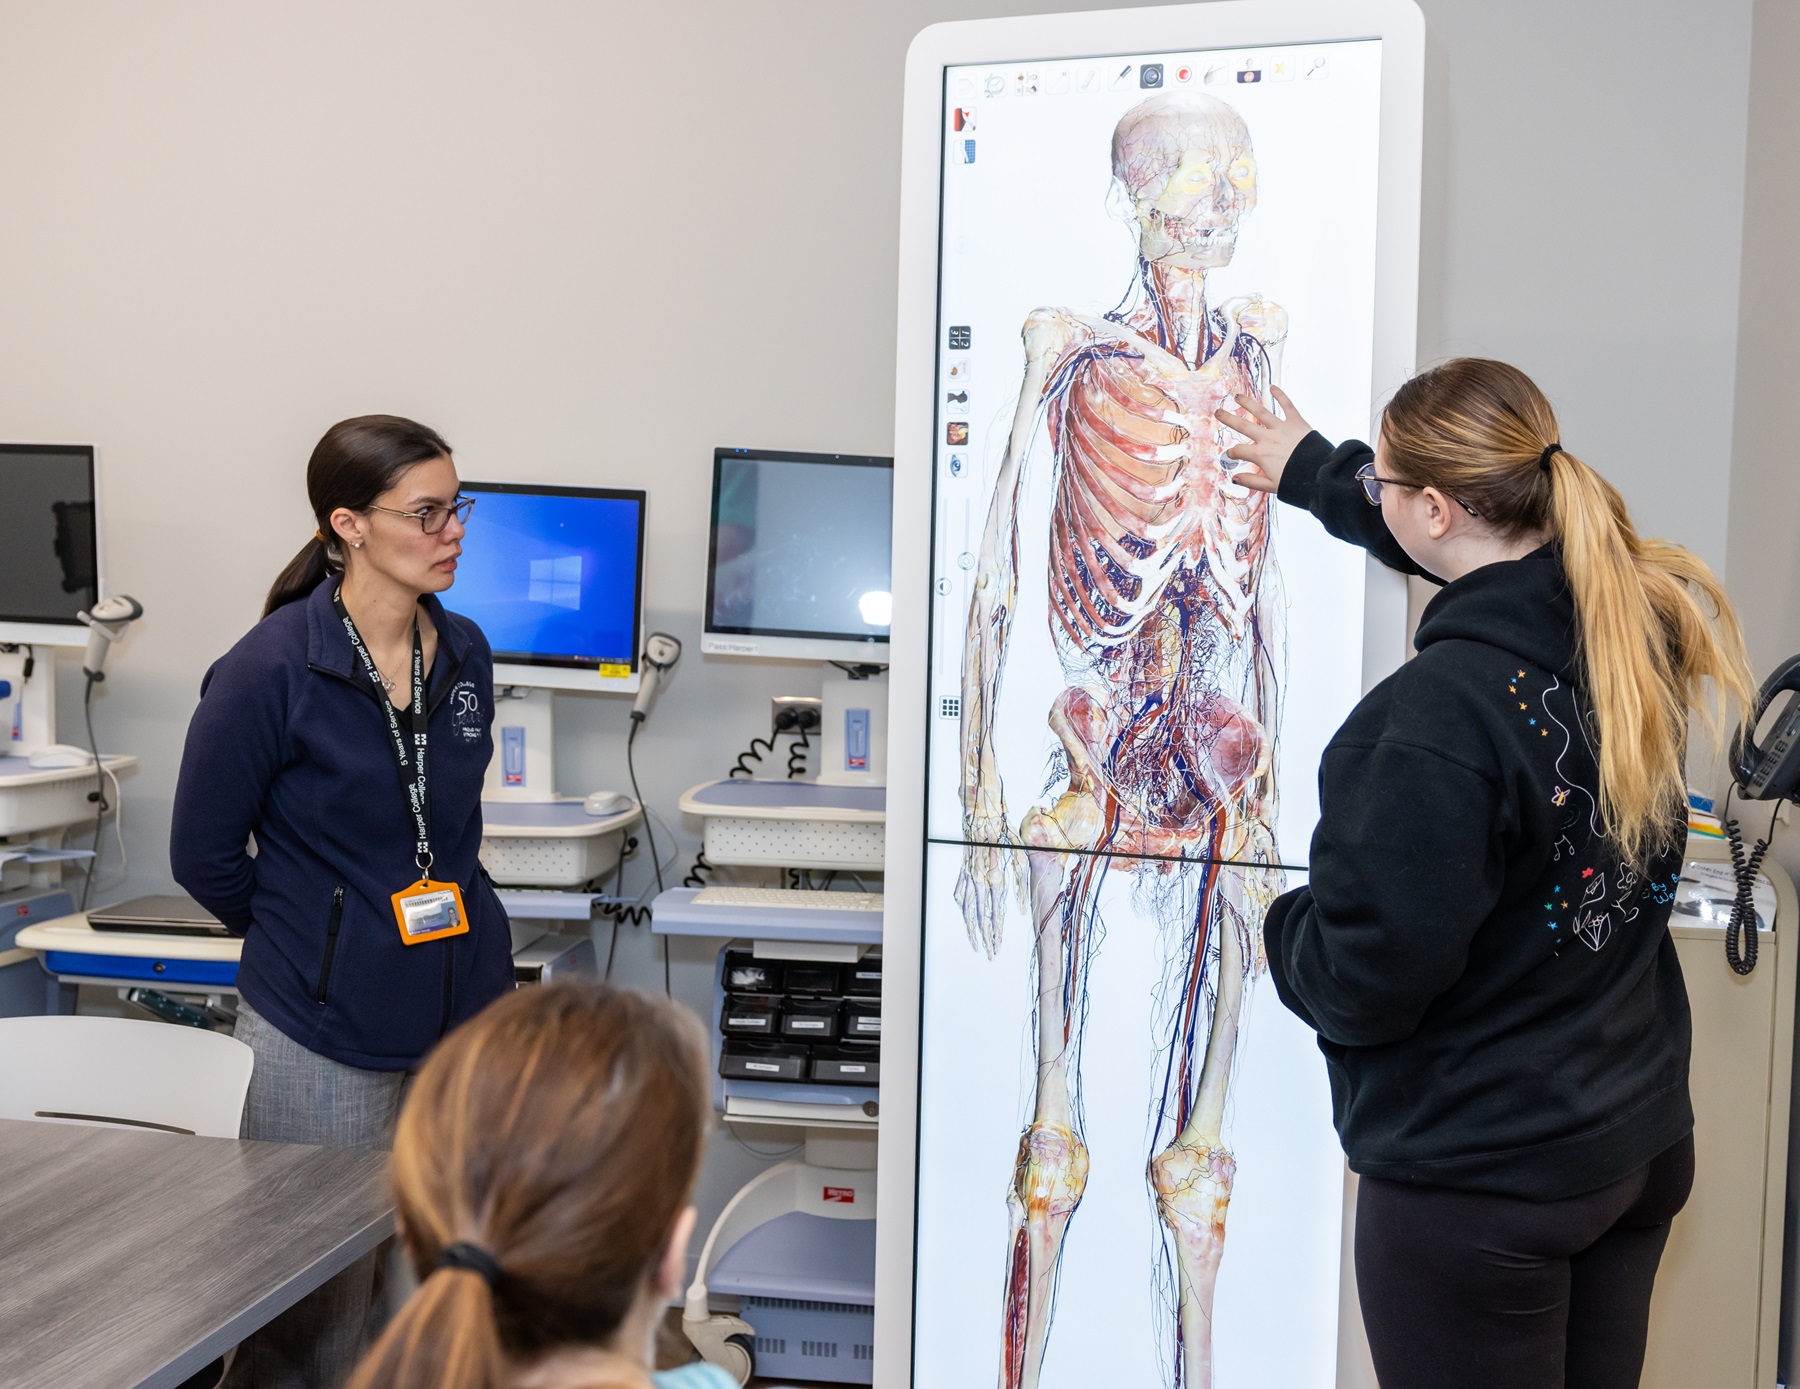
xmin=392 ymin=878 xmax=470 ymax=946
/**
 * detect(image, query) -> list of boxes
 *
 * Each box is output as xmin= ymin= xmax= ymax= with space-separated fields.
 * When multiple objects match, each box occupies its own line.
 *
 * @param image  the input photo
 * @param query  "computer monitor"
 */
xmin=0 ymin=443 xmax=101 ymax=648
xmin=450 ymin=481 xmax=647 ymax=694
xmin=701 ymin=447 xmax=894 ymax=663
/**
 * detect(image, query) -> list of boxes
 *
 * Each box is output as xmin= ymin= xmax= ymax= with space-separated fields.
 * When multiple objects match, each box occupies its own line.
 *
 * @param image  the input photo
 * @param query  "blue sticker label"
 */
xmin=845 ymin=708 xmax=870 ymax=771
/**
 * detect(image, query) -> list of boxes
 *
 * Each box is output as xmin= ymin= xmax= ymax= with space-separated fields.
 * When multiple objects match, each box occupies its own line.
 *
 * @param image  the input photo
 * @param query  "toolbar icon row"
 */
xmin=956 ymin=51 xmax=1328 ymax=99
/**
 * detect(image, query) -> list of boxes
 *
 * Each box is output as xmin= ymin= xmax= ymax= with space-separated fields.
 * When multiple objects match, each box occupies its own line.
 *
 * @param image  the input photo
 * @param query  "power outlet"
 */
xmin=772 ymin=696 xmax=823 ymax=736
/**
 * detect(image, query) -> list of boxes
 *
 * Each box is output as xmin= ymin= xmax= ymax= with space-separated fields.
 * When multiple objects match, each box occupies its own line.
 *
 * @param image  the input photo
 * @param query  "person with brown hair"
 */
xmin=1221 ymin=358 xmax=1752 ymax=1389
xmin=344 ymin=981 xmax=737 ymax=1389
xmin=171 ymin=415 xmax=512 ymax=1387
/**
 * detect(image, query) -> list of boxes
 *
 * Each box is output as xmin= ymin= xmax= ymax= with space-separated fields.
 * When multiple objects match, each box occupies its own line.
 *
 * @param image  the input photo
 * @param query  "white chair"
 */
xmin=0 ymin=1015 xmax=253 ymax=1138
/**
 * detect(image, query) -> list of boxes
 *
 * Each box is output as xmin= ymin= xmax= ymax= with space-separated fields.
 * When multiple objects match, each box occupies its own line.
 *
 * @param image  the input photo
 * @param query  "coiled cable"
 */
xmin=623 ymin=720 xmax=672 ymax=995
xmin=1722 ymin=786 xmax=1781 ymax=976
xmin=597 ymin=836 xmax=653 ymax=939
xmin=80 ymin=675 xmax=109 ymax=912
xmin=730 ymin=733 xmax=777 ymax=779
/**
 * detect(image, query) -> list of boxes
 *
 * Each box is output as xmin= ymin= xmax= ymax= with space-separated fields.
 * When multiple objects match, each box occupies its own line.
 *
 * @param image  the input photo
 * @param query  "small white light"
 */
xmin=859 ymin=591 xmax=893 ymax=627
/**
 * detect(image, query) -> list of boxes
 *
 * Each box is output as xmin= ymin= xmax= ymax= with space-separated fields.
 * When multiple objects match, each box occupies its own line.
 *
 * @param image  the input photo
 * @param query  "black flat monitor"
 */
xmin=701 ymin=447 xmax=894 ymax=662
xmin=0 ymin=443 xmax=100 ymax=647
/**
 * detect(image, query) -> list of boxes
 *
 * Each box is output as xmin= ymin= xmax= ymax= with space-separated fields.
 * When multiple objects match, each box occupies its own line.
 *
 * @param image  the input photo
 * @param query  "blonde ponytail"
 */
xmin=1381 ymin=359 xmax=1753 ymax=870
xmin=345 ymin=1266 xmax=505 ymax=1389
xmin=1545 ymin=451 xmax=1752 ymax=866
xmin=342 ymin=983 xmax=711 ymax=1389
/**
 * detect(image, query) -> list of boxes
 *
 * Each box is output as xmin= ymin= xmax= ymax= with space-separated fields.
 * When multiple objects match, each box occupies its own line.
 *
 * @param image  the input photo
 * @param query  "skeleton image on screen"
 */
xmin=956 ymin=93 xmax=1286 ymax=1389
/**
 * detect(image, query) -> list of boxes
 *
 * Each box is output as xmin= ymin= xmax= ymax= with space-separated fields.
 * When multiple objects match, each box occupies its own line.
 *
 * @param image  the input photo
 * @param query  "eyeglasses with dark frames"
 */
xmin=1354 ymin=462 xmax=1480 ymax=517
xmin=364 ymin=496 xmax=476 ymax=535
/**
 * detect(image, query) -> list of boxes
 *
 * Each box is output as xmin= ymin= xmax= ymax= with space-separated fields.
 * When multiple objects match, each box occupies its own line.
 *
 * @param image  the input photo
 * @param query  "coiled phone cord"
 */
xmin=786 ymin=726 xmax=810 ymax=779
xmin=729 ymin=734 xmax=777 ymax=779
xmin=1721 ymin=786 xmax=1780 ymax=976
xmin=683 ymin=850 xmax=715 ymax=889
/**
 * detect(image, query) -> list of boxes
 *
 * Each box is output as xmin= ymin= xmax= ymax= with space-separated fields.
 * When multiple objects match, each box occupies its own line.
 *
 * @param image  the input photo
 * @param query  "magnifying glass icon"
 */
xmin=1305 ymin=56 xmax=1326 ymax=75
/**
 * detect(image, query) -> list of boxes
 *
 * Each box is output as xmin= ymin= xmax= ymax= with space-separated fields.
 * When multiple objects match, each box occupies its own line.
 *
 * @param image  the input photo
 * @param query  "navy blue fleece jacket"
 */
xmin=1263 ymin=432 xmax=1692 ymax=1199
xmin=171 ymin=579 xmax=512 ymax=1070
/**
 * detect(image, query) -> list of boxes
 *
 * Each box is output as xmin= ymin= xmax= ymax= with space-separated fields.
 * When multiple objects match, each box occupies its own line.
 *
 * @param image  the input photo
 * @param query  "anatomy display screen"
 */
xmin=705 ymin=451 xmax=894 ymax=642
xmin=452 ymin=485 xmax=644 ymax=670
xmin=916 ymin=39 xmax=1384 ymax=1389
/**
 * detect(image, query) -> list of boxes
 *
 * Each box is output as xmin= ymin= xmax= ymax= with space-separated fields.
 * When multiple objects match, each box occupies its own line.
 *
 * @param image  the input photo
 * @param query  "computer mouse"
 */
xmin=28 ymin=744 xmax=97 ymax=770
xmin=584 ymin=791 xmax=633 ymax=817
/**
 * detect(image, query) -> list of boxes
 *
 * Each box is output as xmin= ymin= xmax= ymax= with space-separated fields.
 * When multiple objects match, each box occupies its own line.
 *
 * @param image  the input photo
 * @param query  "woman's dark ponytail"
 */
xmin=264 ymin=535 xmax=334 ymax=619
xmin=262 ymin=415 xmax=454 ymax=618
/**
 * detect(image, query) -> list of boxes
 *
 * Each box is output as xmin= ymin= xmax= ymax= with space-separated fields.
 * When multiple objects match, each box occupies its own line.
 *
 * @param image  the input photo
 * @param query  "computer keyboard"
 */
xmin=691 ymin=886 xmax=884 ymax=913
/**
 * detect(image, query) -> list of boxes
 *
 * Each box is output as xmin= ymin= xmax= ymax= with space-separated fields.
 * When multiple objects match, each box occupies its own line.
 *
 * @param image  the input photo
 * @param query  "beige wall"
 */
xmin=1415 ymin=0 xmax=1752 ymax=570
xmin=1726 ymin=0 xmax=1800 ymax=882
xmin=0 ymin=0 xmax=1778 ymax=1252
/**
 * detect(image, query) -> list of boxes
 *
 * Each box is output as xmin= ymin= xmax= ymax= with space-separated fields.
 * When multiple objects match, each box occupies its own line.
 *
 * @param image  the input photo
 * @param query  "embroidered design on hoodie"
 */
xmin=1511 ymin=669 xmax=1660 ymax=955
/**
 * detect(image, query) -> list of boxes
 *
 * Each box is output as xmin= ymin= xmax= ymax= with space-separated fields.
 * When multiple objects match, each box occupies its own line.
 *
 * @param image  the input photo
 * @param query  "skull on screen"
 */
xmin=1111 ymin=94 xmax=1258 ymax=270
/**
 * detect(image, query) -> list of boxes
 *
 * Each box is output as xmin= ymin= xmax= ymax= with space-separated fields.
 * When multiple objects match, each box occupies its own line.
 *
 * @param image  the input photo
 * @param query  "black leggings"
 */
xmin=1354 ymin=1135 xmax=1694 ymax=1389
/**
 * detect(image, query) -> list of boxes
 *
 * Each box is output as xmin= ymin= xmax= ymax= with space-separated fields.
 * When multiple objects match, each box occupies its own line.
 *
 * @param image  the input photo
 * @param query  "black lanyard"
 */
xmin=332 ymin=585 xmax=432 ymax=877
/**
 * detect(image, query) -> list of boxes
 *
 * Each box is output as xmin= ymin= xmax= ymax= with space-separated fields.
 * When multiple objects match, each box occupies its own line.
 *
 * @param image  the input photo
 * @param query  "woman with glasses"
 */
xmin=171 ymin=415 xmax=511 ymax=1389
xmin=1219 ymin=360 xmax=1751 ymax=1389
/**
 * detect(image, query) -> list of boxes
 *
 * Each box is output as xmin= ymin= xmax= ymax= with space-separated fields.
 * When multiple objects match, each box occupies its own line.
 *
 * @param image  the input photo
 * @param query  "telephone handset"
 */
xmin=1732 ymin=655 xmax=1800 ymax=800
xmin=1720 ymin=655 xmax=1800 ymax=974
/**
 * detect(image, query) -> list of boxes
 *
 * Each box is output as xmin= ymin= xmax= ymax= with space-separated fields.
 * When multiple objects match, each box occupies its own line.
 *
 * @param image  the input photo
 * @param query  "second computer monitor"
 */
xmin=0 ymin=442 xmax=101 ymax=648
xmin=452 ymin=481 xmax=647 ymax=693
xmin=702 ymin=447 xmax=894 ymax=663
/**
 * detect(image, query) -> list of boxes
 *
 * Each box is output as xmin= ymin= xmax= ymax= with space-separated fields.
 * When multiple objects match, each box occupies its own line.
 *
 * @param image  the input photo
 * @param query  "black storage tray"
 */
xmin=720 ymin=994 xmax=779 ymax=1037
xmin=719 ymin=1039 xmax=808 ymax=1082
xmin=780 ymin=996 xmax=842 ymax=1043
xmin=843 ymin=958 xmax=883 ymax=997
xmin=811 ymin=1042 xmax=880 ymax=1086
xmin=843 ymin=997 xmax=881 ymax=1040
xmin=722 ymin=952 xmax=782 ymax=995
xmin=783 ymin=962 xmax=844 ymax=995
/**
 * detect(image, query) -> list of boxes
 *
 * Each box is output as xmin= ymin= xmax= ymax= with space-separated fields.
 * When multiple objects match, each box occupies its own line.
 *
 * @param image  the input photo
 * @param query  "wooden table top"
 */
xmin=0 ymin=1117 xmax=394 ymax=1389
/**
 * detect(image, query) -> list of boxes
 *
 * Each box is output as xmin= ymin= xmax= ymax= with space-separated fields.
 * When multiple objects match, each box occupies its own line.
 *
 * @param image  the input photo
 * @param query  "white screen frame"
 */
xmin=877 ymin=4 xmax=1424 ymax=1385
xmin=490 ymin=657 xmax=640 ymax=695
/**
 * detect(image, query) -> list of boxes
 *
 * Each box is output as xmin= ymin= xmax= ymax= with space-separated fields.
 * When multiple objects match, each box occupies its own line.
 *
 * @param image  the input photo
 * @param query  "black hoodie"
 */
xmin=1263 ymin=432 xmax=1693 ymax=1200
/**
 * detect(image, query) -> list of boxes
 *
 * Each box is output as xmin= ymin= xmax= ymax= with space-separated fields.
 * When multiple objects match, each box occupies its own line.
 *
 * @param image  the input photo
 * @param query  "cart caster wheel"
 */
xmin=722 ymin=1333 xmax=755 ymax=1383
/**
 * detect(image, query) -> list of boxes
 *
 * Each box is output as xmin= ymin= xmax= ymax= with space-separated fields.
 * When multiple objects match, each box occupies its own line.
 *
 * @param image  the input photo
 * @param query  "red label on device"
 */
xmin=823 ymin=1186 xmax=856 ymax=1204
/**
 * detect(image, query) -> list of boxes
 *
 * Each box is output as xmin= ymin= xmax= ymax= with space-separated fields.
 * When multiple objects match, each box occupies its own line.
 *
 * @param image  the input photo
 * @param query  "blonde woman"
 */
xmin=1223 ymin=358 xmax=1750 ymax=1389
xmin=344 ymin=982 xmax=735 ymax=1389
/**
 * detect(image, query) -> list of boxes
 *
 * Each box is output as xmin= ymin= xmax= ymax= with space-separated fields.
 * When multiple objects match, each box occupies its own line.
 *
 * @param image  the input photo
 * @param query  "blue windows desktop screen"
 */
xmin=451 ymin=486 xmax=644 ymax=669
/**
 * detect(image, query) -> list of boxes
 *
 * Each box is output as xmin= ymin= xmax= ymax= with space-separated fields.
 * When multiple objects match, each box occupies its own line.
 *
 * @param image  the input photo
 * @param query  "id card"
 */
xmin=391 ymin=879 xmax=469 ymax=945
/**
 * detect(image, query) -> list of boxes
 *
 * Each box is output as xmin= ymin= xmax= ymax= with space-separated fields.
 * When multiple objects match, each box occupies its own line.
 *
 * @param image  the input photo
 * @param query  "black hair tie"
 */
xmin=437 ymin=1241 xmax=502 ymax=1289
xmin=1538 ymin=443 xmax=1563 ymax=473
